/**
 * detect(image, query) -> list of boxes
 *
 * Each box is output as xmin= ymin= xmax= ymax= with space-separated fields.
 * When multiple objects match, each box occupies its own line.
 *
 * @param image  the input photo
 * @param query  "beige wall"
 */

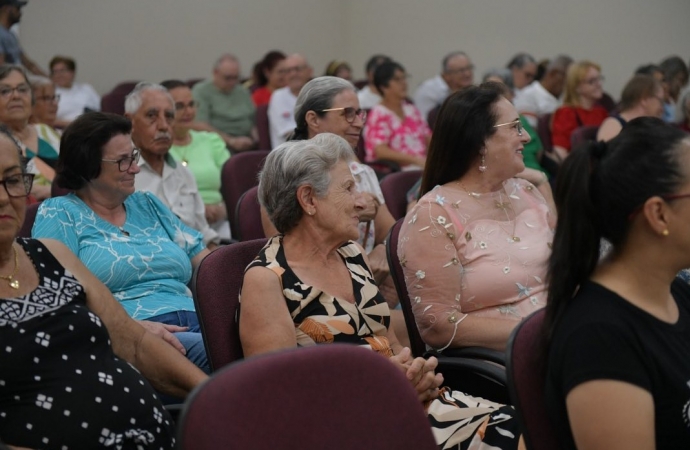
xmin=19 ymin=0 xmax=690 ymax=100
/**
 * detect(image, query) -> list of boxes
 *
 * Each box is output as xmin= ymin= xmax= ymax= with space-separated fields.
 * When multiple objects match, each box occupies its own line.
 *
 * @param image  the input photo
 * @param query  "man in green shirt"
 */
xmin=191 ymin=54 xmax=257 ymax=152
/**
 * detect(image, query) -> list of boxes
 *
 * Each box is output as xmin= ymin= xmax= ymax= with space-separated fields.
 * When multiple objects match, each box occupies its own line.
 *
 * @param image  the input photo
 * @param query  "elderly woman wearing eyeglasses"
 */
xmin=32 ymin=112 xmax=211 ymax=374
xmin=399 ymin=83 xmax=555 ymax=352
xmin=0 ymin=65 xmax=59 ymax=200
xmin=161 ymin=80 xmax=231 ymax=239
xmin=364 ymin=61 xmax=431 ymax=169
xmin=29 ymin=77 xmax=62 ymax=153
xmin=550 ymin=60 xmax=608 ymax=162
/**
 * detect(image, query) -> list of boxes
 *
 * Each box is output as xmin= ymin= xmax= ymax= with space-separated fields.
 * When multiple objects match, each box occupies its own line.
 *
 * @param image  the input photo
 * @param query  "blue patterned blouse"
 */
xmin=32 ymin=191 xmax=205 ymax=320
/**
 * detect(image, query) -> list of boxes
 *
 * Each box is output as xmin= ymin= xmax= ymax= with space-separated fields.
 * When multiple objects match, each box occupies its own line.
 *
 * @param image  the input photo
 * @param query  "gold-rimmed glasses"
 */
xmin=493 ymin=119 xmax=523 ymax=136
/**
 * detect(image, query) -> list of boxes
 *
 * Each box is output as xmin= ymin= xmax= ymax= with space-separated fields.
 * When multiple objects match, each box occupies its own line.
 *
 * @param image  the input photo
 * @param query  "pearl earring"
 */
xmin=478 ymin=148 xmax=487 ymax=173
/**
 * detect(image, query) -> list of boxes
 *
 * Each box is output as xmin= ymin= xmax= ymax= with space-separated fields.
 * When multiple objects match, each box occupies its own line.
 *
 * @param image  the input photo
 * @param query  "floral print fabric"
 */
xmin=364 ymin=103 xmax=431 ymax=164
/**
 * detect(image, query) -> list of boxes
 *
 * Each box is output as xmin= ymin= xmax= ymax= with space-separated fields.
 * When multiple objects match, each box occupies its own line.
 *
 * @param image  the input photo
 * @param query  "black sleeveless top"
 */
xmin=0 ymin=238 xmax=175 ymax=449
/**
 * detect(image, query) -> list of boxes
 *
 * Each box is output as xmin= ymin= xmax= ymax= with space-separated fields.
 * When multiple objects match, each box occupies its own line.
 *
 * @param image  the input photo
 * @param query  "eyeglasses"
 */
xmin=221 ymin=74 xmax=239 ymax=82
xmin=0 ymin=173 xmax=34 ymax=198
xmin=0 ymin=84 xmax=31 ymax=99
xmin=35 ymin=94 xmax=61 ymax=104
xmin=391 ymin=74 xmax=410 ymax=82
xmin=494 ymin=119 xmax=523 ymax=136
xmin=446 ymin=65 xmax=475 ymax=75
xmin=583 ymin=75 xmax=605 ymax=86
xmin=102 ymin=150 xmax=140 ymax=172
xmin=285 ymin=65 xmax=307 ymax=73
xmin=174 ymin=100 xmax=198 ymax=111
xmin=320 ymin=107 xmax=367 ymax=123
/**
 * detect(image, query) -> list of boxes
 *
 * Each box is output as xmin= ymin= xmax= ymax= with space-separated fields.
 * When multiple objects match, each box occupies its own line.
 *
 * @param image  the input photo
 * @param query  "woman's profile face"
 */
xmin=576 ymin=67 xmax=604 ymax=103
xmin=483 ymin=98 xmax=530 ymax=180
xmin=383 ymin=69 xmax=408 ymax=99
xmin=0 ymin=70 xmax=32 ymax=124
xmin=266 ymin=59 xmax=287 ymax=89
xmin=310 ymin=90 xmax=363 ymax=149
xmin=312 ymin=160 xmax=364 ymax=242
xmin=0 ymin=136 xmax=27 ymax=238
xmin=90 ymin=133 xmax=140 ymax=200
xmin=169 ymin=86 xmax=197 ymax=128
xmin=32 ymin=83 xmax=58 ymax=125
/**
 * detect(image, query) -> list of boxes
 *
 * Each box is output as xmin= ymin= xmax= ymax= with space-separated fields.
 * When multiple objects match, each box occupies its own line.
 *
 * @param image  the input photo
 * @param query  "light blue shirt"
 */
xmin=32 ymin=191 xmax=205 ymax=319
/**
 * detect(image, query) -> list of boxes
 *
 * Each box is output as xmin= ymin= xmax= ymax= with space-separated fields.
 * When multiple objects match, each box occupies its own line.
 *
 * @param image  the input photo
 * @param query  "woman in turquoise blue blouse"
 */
xmin=32 ymin=112 xmax=210 ymax=373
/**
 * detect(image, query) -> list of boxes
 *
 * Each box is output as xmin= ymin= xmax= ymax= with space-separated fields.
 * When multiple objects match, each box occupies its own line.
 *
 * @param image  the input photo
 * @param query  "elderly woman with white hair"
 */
xmin=241 ymin=133 xmax=524 ymax=450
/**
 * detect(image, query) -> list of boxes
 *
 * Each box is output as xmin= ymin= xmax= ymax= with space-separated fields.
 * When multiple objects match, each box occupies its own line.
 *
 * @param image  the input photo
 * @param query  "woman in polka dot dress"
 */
xmin=0 ymin=126 xmax=207 ymax=448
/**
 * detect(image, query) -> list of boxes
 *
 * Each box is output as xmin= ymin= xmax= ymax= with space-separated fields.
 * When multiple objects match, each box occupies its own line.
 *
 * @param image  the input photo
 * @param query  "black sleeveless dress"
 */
xmin=0 ymin=238 xmax=175 ymax=449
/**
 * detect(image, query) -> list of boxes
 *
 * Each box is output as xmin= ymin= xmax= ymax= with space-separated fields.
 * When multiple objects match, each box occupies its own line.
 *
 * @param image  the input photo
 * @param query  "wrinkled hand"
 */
xmin=137 ymin=320 xmax=187 ymax=355
xmin=367 ymin=243 xmax=390 ymax=285
xmin=205 ymin=202 xmax=227 ymax=224
xmin=514 ymin=167 xmax=548 ymax=187
xmin=358 ymin=192 xmax=380 ymax=222
xmin=390 ymin=347 xmax=444 ymax=403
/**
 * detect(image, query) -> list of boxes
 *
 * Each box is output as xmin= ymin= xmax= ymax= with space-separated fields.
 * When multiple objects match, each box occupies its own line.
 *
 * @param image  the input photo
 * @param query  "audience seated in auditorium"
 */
xmin=514 ymin=54 xmax=573 ymax=128
xmin=241 ymin=133 xmax=525 ymax=450
xmin=659 ymin=56 xmax=689 ymax=123
xmin=364 ymin=61 xmax=430 ymax=169
xmin=357 ymin=54 xmax=391 ymax=110
xmin=545 ymin=118 xmax=690 ymax=449
xmin=126 ymin=82 xmax=220 ymax=247
xmin=506 ymin=52 xmax=537 ymax=95
xmin=323 ymin=60 xmax=353 ymax=81
xmin=413 ymin=51 xmax=474 ymax=120
xmin=162 ymin=79 xmax=231 ymax=240
xmin=191 ymin=54 xmax=257 ymax=152
xmin=0 ymin=123 xmax=207 ymax=449
xmin=0 ymin=65 xmax=57 ymax=200
xmin=250 ymin=50 xmax=286 ymax=106
xmin=32 ymin=112 xmax=211 ymax=374
xmin=400 ymin=83 xmax=554 ymax=352
xmin=268 ymin=53 xmax=312 ymax=148
xmin=0 ymin=0 xmax=44 ymax=76
xmin=597 ymin=74 xmax=664 ymax=142
xmin=29 ymin=77 xmax=61 ymax=154
xmin=551 ymin=60 xmax=608 ymax=162
xmin=49 ymin=55 xmax=100 ymax=128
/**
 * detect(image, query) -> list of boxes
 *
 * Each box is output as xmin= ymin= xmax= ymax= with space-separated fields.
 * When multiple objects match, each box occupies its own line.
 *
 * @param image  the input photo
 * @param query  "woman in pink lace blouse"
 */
xmin=363 ymin=61 xmax=430 ymax=169
xmin=399 ymin=83 xmax=556 ymax=351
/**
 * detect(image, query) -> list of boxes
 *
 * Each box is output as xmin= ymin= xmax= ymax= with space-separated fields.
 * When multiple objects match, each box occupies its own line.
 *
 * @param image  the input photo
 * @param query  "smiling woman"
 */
xmin=32 ymin=112 xmax=211 ymax=375
xmin=399 ymin=82 xmax=556 ymax=352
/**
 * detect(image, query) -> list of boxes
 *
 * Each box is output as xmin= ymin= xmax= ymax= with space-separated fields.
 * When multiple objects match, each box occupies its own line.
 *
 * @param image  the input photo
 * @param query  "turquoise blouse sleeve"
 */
xmin=31 ymin=197 xmax=81 ymax=255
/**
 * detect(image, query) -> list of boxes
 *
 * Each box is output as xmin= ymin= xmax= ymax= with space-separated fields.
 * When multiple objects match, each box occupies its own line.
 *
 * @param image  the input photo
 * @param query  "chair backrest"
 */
xmin=596 ymin=91 xmax=617 ymax=113
xmin=255 ymin=104 xmax=271 ymax=150
xmin=50 ymin=183 xmax=72 ymax=198
xmin=191 ymin=238 xmax=268 ymax=371
xmin=536 ymin=113 xmax=553 ymax=154
xmin=220 ymin=150 xmax=270 ymax=235
xmin=234 ymin=186 xmax=264 ymax=242
xmin=570 ymin=125 xmax=599 ymax=150
xmin=386 ymin=218 xmax=427 ymax=357
xmin=506 ymin=309 xmax=560 ymax=450
xmin=177 ymin=345 xmax=437 ymax=450
xmin=19 ymin=202 xmax=41 ymax=238
xmin=379 ymin=170 xmax=422 ymax=220
xmin=100 ymin=81 xmax=140 ymax=115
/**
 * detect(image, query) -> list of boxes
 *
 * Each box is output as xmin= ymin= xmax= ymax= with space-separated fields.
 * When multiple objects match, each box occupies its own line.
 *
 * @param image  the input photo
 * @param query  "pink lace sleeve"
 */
xmin=398 ymin=195 xmax=467 ymax=350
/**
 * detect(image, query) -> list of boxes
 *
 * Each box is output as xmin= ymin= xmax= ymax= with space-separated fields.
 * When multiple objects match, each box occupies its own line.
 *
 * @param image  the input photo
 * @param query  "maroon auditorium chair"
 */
xmin=378 ymin=170 xmax=422 ymax=220
xmin=100 ymin=81 xmax=140 ymax=115
xmin=220 ymin=150 xmax=270 ymax=235
xmin=234 ymin=186 xmax=265 ymax=242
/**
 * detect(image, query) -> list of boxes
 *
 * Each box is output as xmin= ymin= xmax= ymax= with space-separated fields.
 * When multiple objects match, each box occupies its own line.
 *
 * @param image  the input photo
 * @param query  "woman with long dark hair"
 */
xmin=544 ymin=117 xmax=690 ymax=449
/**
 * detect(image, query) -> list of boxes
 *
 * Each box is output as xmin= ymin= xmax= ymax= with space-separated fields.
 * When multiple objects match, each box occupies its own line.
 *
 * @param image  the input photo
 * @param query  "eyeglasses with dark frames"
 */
xmin=320 ymin=107 xmax=367 ymax=124
xmin=174 ymin=100 xmax=198 ymax=111
xmin=35 ymin=94 xmax=61 ymax=104
xmin=0 ymin=173 xmax=34 ymax=198
xmin=102 ymin=150 xmax=141 ymax=172
xmin=493 ymin=119 xmax=523 ymax=136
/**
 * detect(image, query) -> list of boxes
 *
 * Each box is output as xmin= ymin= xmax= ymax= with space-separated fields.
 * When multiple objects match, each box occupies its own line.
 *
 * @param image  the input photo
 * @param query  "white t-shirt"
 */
xmin=412 ymin=75 xmax=449 ymax=121
xmin=56 ymin=82 xmax=101 ymax=122
xmin=267 ymin=86 xmax=297 ymax=148
xmin=513 ymin=81 xmax=561 ymax=128
xmin=358 ymin=86 xmax=381 ymax=110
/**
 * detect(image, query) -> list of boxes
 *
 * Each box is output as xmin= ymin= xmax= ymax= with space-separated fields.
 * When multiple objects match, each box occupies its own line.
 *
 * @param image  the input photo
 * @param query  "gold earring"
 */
xmin=662 ymin=229 xmax=669 ymax=236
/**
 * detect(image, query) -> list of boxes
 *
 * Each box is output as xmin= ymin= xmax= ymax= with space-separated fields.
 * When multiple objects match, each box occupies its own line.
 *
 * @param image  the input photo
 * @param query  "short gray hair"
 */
xmin=124 ymin=82 xmax=173 ymax=114
xmin=259 ymin=133 xmax=356 ymax=234
xmin=214 ymin=53 xmax=239 ymax=70
xmin=30 ymin=76 xmax=53 ymax=90
xmin=506 ymin=53 xmax=536 ymax=70
xmin=482 ymin=67 xmax=514 ymax=91
xmin=293 ymin=76 xmax=356 ymax=139
xmin=442 ymin=51 xmax=469 ymax=73
xmin=547 ymin=54 xmax=573 ymax=73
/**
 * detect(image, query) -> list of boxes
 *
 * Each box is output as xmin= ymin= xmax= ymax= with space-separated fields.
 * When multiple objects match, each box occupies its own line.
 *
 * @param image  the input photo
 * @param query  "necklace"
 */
xmin=118 ymin=227 xmax=130 ymax=236
xmin=175 ymin=134 xmax=192 ymax=167
xmin=0 ymin=244 xmax=20 ymax=289
xmin=456 ymin=182 xmax=520 ymax=242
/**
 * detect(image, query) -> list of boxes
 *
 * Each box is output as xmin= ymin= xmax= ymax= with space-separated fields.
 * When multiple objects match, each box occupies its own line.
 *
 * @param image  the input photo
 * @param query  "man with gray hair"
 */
xmin=413 ymin=51 xmax=474 ymax=120
xmin=268 ymin=53 xmax=312 ymax=148
xmin=191 ymin=53 xmax=257 ymax=152
xmin=506 ymin=52 xmax=537 ymax=93
xmin=126 ymin=82 xmax=220 ymax=247
xmin=514 ymin=54 xmax=573 ymax=127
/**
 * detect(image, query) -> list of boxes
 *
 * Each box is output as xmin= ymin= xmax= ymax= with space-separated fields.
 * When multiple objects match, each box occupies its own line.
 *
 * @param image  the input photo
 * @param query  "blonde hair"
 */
xmin=563 ymin=60 xmax=601 ymax=107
